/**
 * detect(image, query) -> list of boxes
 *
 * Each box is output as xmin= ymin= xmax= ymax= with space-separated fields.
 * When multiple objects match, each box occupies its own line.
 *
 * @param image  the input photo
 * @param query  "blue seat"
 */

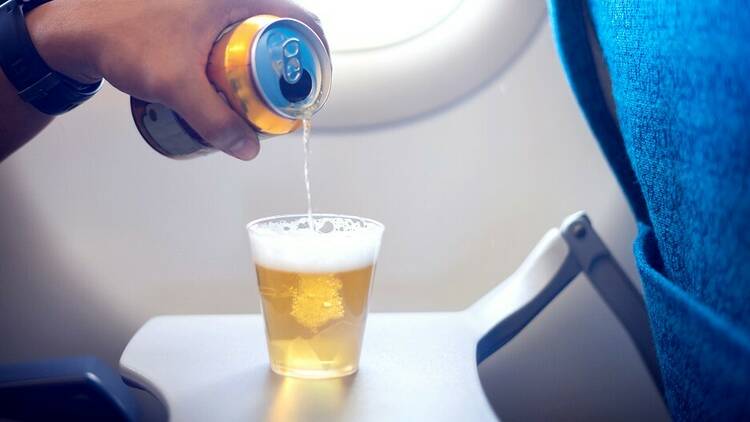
xmin=0 ymin=356 xmax=140 ymax=421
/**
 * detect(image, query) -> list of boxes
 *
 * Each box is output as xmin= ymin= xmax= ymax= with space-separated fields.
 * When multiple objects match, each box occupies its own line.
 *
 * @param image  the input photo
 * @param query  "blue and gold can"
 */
xmin=131 ymin=15 xmax=331 ymax=158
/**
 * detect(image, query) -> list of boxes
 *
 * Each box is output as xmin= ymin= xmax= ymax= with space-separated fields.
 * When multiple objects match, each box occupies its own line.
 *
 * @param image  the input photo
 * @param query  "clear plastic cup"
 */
xmin=246 ymin=214 xmax=384 ymax=378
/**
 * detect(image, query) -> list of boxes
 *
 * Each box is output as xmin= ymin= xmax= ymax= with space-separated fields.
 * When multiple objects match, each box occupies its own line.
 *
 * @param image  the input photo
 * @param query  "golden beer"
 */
xmin=247 ymin=215 xmax=384 ymax=379
xmin=256 ymin=265 xmax=374 ymax=377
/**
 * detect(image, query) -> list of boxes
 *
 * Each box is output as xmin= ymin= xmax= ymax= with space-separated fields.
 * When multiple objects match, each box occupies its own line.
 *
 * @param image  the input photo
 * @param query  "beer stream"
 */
xmin=302 ymin=118 xmax=314 ymax=231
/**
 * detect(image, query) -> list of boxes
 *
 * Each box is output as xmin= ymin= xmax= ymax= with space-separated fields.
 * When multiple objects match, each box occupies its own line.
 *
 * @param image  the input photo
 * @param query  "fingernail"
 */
xmin=228 ymin=138 xmax=259 ymax=160
xmin=300 ymin=6 xmax=322 ymax=27
xmin=311 ymin=12 xmax=322 ymax=26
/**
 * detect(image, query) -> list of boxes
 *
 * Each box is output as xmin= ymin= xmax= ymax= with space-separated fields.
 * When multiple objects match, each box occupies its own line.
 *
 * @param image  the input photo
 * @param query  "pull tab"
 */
xmin=282 ymin=38 xmax=302 ymax=84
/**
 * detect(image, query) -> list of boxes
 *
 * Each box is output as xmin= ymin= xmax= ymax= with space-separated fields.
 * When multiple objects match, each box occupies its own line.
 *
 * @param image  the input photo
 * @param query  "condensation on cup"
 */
xmin=131 ymin=15 xmax=332 ymax=158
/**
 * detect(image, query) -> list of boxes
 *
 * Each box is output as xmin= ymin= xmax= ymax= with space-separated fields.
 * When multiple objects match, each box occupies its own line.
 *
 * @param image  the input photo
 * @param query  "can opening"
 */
xmin=279 ymin=69 xmax=313 ymax=103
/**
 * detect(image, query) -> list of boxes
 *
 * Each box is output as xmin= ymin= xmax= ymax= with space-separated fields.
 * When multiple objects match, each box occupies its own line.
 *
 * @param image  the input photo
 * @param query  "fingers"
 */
xmin=225 ymin=0 xmax=329 ymax=52
xmin=165 ymin=75 xmax=259 ymax=160
xmin=275 ymin=3 xmax=329 ymax=52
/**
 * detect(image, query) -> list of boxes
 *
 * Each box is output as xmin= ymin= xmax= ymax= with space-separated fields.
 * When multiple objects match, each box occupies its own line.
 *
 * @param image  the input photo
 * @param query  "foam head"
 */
xmin=246 ymin=214 xmax=385 ymax=273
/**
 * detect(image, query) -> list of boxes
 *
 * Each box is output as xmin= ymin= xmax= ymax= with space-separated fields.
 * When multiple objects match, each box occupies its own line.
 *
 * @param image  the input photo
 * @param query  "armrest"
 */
xmin=469 ymin=211 xmax=664 ymax=396
xmin=468 ymin=228 xmax=580 ymax=363
xmin=0 ymin=356 xmax=139 ymax=422
xmin=560 ymin=212 xmax=664 ymax=395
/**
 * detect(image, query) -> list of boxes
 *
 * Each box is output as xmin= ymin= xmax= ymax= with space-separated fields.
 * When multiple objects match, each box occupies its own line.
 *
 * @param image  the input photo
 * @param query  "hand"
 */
xmin=25 ymin=0 xmax=326 ymax=160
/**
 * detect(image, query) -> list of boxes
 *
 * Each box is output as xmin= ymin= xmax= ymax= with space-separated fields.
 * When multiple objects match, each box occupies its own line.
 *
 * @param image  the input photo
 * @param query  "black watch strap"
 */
xmin=19 ymin=0 xmax=54 ymax=12
xmin=0 ymin=0 xmax=102 ymax=115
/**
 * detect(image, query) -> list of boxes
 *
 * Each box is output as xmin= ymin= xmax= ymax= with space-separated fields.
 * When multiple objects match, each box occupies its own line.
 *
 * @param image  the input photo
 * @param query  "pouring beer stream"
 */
xmin=302 ymin=117 xmax=315 ymax=231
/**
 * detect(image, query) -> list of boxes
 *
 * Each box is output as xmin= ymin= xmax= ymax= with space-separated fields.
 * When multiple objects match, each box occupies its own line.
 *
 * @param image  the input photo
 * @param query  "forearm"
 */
xmin=0 ymin=64 xmax=53 ymax=162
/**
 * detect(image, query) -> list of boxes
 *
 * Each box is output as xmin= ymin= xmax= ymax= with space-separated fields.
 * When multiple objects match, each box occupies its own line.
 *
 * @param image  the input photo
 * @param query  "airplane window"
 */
xmin=295 ymin=0 xmax=464 ymax=52
xmin=301 ymin=0 xmax=548 ymax=129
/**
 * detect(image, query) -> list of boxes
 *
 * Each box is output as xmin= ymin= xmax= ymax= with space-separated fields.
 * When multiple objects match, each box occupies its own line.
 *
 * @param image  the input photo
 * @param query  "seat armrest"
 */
xmin=0 ymin=356 xmax=139 ymax=422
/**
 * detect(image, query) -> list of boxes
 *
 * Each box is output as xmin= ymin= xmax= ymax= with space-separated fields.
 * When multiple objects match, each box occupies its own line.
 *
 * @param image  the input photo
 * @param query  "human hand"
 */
xmin=25 ymin=0 xmax=325 ymax=160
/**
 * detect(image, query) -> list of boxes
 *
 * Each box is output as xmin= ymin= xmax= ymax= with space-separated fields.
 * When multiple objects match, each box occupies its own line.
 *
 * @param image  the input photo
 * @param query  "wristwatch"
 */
xmin=0 ymin=0 xmax=102 ymax=115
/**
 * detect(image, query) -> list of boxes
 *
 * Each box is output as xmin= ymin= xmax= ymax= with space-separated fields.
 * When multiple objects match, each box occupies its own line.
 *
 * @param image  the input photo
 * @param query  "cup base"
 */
xmin=270 ymin=363 xmax=358 ymax=379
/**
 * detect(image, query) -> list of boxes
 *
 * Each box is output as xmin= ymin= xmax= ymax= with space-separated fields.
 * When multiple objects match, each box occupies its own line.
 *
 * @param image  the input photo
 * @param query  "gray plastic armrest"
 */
xmin=468 ymin=212 xmax=664 ymax=396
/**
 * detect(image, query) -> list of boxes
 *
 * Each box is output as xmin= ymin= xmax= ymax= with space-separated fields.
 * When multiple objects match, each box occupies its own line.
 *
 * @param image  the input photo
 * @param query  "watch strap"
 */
xmin=0 ymin=0 xmax=102 ymax=115
xmin=19 ymin=0 xmax=53 ymax=13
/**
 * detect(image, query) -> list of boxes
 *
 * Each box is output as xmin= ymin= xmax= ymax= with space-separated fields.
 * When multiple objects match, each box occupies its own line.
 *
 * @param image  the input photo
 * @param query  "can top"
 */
xmin=252 ymin=18 xmax=332 ymax=120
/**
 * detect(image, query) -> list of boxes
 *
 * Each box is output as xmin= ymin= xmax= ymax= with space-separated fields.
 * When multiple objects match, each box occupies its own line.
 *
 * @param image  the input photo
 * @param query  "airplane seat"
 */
xmin=0 ymin=356 xmax=141 ymax=422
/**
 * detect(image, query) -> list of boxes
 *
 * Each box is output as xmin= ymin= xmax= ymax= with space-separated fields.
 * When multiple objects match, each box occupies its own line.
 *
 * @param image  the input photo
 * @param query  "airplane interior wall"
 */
xmin=0 ymin=21 xmax=668 ymax=420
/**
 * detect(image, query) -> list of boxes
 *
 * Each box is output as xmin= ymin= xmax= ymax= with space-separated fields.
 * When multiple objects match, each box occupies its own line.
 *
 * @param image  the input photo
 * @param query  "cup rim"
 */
xmin=246 ymin=213 xmax=385 ymax=235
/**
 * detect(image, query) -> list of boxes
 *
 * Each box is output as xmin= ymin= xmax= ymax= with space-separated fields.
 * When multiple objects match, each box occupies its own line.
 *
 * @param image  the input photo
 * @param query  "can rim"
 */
xmin=250 ymin=17 xmax=332 ymax=120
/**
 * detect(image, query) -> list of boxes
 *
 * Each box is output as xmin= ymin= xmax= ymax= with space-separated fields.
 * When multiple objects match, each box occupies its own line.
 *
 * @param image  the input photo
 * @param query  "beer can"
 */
xmin=131 ymin=15 xmax=331 ymax=158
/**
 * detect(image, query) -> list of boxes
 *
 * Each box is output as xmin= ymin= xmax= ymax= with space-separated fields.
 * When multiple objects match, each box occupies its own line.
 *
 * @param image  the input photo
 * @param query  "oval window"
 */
xmin=295 ymin=0 xmax=547 ymax=129
xmin=295 ymin=0 xmax=464 ymax=52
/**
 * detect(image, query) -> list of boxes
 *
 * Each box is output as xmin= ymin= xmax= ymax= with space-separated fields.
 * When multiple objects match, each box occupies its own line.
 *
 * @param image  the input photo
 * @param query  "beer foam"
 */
xmin=247 ymin=215 xmax=384 ymax=273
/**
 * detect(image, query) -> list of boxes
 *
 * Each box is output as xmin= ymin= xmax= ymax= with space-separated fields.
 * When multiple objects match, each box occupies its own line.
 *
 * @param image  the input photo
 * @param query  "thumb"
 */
xmin=225 ymin=0 xmax=329 ymax=52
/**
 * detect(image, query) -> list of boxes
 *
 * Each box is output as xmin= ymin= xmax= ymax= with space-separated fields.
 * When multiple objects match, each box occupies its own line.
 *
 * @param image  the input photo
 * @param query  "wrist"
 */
xmin=25 ymin=1 xmax=102 ymax=84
